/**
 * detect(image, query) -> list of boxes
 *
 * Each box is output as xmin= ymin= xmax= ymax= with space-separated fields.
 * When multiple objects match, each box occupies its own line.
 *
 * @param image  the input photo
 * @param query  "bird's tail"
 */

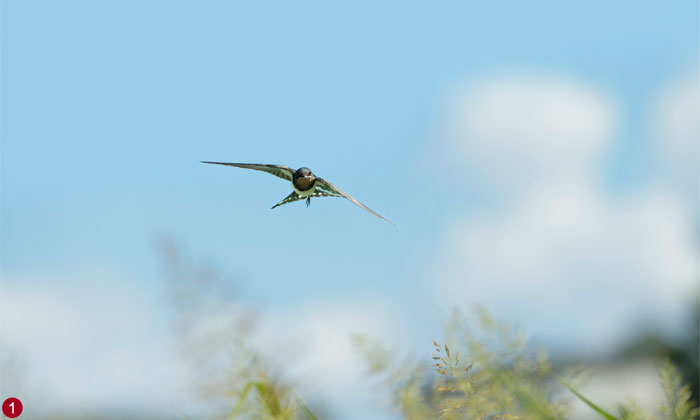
xmin=271 ymin=191 xmax=300 ymax=209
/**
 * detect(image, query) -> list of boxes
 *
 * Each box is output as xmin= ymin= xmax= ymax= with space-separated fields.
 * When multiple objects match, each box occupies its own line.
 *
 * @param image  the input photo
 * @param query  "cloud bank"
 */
xmin=437 ymin=73 xmax=698 ymax=355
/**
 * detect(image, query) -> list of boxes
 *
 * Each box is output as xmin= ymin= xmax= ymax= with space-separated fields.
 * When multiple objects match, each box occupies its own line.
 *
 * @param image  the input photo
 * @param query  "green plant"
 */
xmin=356 ymin=307 xmax=698 ymax=420
xmin=159 ymin=242 xmax=697 ymax=419
xmin=355 ymin=308 xmax=568 ymax=419
xmin=159 ymin=239 xmax=319 ymax=420
xmin=659 ymin=359 xmax=699 ymax=420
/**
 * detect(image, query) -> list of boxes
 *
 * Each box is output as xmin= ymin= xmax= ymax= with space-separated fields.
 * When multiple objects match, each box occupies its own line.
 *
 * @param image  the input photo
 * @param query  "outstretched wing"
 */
xmin=312 ymin=182 xmax=343 ymax=198
xmin=271 ymin=191 xmax=304 ymax=209
xmin=315 ymin=178 xmax=394 ymax=225
xmin=201 ymin=162 xmax=294 ymax=181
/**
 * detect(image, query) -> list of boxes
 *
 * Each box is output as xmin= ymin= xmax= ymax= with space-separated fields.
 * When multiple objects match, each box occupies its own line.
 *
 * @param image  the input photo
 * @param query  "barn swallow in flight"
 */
xmin=201 ymin=161 xmax=394 ymax=225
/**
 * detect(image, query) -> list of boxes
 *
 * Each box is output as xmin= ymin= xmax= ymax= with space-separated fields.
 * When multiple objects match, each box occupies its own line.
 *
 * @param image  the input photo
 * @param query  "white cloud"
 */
xmin=1 ymin=292 xmax=84 ymax=356
xmin=651 ymin=66 xmax=699 ymax=207
xmin=250 ymin=299 xmax=402 ymax=420
xmin=436 ymin=185 xmax=696 ymax=350
xmin=0 ymin=274 xmax=399 ymax=419
xmin=436 ymin=74 xmax=698 ymax=355
xmin=0 ymin=273 xmax=179 ymax=415
xmin=446 ymin=75 xmax=617 ymax=194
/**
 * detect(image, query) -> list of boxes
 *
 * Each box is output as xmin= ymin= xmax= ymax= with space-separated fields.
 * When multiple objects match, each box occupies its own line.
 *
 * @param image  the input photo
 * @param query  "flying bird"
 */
xmin=201 ymin=161 xmax=394 ymax=225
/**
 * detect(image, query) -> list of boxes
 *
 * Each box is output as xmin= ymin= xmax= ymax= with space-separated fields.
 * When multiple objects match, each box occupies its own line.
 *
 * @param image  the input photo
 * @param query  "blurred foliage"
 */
xmin=658 ymin=359 xmax=699 ymax=420
xmin=158 ymin=237 xmax=317 ymax=420
xmin=354 ymin=307 xmax=569 ymax=420
xmin=355 ymin=307 xmax=698 ymax=420
xmin=0 ymin=346 xmax=24 ymax=402
xmin=613 ymin=300 xmax=699 ymax=403
xmin=159 ymin=241 xmax=697 ymax=420
xmin=47 ymin=241 xmax=689 ymax=420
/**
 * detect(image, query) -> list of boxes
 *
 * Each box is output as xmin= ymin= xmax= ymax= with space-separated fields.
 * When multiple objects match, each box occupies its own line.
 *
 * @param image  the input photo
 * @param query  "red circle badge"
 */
xmin=2 ymin=397 xmax=23 ymax=418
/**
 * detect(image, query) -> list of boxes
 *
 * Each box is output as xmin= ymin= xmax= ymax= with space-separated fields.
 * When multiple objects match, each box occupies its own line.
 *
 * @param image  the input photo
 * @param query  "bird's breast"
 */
xmin=292 ymin=179 xmax=316 ymax=196
xmin=293 ymin=176 xmax=315 ymax=191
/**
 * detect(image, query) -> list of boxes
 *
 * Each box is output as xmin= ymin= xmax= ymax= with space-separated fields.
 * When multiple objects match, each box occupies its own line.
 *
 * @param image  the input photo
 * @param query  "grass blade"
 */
xmin=555 ymin=375 xmax=620 ymax=420
xmin=229 ymin=381 xmax=255 ymax=420
xmin=297 ymin=399 xmax=319 ymax=420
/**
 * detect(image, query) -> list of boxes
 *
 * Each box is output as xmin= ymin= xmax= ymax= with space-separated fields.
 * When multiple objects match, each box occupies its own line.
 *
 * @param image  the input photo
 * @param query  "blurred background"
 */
xmin=1 ymin=1 xmax=698 ymax=419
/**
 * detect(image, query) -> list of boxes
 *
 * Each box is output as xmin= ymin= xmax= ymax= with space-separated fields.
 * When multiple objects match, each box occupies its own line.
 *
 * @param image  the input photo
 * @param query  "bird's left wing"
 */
xmin=312 ymin=182 xmax=343 ymax=198
xmin=315 ymin=178 xmax=395 ymax=225
xmin=201 ymin=162 xmax=294 ymax=181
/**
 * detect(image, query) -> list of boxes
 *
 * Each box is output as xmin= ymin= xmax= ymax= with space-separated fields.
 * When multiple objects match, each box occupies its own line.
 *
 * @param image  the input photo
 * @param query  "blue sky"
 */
xmin=2 ymin=1 xmax=698 ymax=418
xmin=3 ymin=0 xmax=697 ymax=301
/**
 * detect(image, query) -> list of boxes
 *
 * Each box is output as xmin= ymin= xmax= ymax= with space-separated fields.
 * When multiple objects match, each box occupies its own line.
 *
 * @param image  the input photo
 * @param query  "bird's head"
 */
xmin=293 ymin=167 xmax=315 ymax=189
xmin=295 ymin=167 xmax=314 ymax=179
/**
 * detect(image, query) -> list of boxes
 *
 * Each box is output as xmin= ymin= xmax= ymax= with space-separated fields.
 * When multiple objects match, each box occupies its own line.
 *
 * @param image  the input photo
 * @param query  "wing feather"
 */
xmin=201 ymin=162 xmax=294 ymax=181
xmin=271 ymin=191 xmax=303 ymax=209
xmin=315 ymin=178 xmax=394 ymax=225
xmin=312 ymin=183 xmax=343 ymax=198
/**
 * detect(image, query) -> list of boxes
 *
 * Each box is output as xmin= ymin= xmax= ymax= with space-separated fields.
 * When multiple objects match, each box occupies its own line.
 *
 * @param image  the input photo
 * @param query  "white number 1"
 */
xmin=9 ymin=401 xmax=14 ymax=413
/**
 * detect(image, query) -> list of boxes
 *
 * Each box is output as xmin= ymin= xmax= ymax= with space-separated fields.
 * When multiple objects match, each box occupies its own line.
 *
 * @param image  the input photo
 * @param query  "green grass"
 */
xmin=158 ymin=244 xmax=697 ymax=420
xmin=352 ymin=308 xmax=698 ymax=420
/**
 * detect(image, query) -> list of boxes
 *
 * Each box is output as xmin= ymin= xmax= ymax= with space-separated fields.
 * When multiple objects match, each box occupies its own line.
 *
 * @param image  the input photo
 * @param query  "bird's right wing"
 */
xmin=201 ymin=162 xmax=294 ymax=181
xmin=315 ymin=178 xmax=395 ymax=226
